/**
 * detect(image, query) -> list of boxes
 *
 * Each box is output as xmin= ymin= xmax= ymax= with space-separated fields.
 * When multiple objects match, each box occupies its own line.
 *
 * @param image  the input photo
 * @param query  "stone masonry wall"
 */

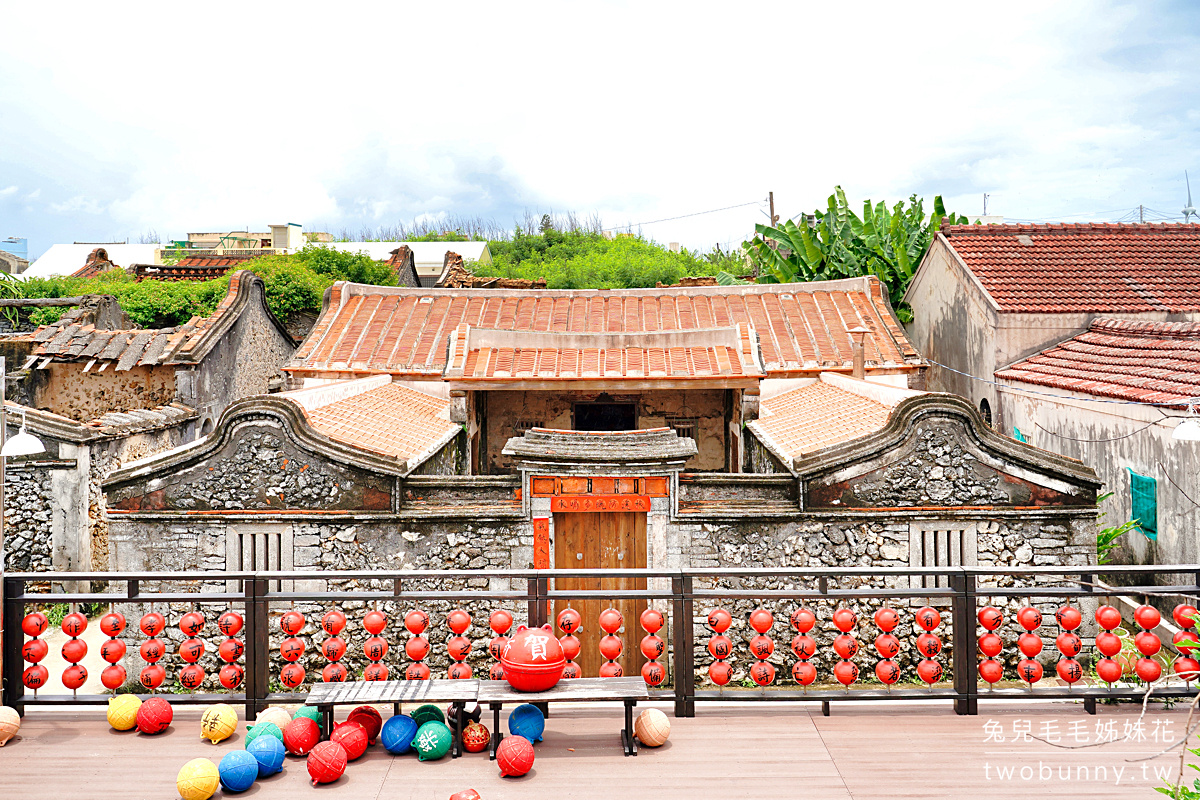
xmin=3 ymin=465 xmax=54 ymax=571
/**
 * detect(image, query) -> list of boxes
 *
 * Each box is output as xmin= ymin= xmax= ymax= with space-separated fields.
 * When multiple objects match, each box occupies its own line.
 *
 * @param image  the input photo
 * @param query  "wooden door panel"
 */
xmin=553 ymin=511 xmax=647 ymax=677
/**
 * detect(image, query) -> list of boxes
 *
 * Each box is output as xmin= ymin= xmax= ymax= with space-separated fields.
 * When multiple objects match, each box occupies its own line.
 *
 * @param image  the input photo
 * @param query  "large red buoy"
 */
xmin=308 ymin=741 xmax=348 ymax=786
xmin=976 ymin=606 xmax=1003 ymax=631
xmin=873 ymin=607 xmax=900 ymax=632
xmin=1095 ymin=605 xmax=1122 ymax=631
xmin=598 ymin=608 xmax=623 ymax=635
xmin=501 ymin=624 xmax=566 ymax=692
xmin=136 ymin=696 xmax=173 ymax=734
xmin=978 ymin=659 xmax=1003 ymax=684
xmin=347 ymin=706 xmax=383 ymax=744
xmin=496 ymin=734 xmax=535 ymax=777
xmin=331 ymin=721 xmax=368 ymax=760
xmin=284 ymin=717 xmax=320 ymax=756
xmin=707 ymin=608 xmax=732 ymax=633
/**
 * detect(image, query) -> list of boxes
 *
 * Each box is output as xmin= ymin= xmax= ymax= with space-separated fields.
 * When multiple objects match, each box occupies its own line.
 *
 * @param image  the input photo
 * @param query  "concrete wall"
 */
xmin=483 ymin=389 xmax=728 ymax=473
xmin=998 ymin=383 xmax=1198 ymax=568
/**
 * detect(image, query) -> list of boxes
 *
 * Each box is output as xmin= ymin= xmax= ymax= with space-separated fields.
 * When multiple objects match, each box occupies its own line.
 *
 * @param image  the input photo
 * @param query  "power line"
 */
xmin=602 ymin=201 xmax=764 ymax=232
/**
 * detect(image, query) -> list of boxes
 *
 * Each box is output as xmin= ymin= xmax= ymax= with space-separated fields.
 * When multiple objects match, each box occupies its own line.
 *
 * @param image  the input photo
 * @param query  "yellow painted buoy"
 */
xmin=200 ymin=703 xmax=238 ymax=744
xmin=176 ymin=758 xmax=220 ymax=800
xmin=106 ymin=694 xmax=141 ymax=731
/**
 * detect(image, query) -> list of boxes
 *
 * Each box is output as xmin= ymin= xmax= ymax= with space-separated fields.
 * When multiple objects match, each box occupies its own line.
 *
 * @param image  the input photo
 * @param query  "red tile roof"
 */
xmin=940 ymin=223 xmax=1200 ymax=313
xmin=287 ymin=277 xmax=921 ymax=380
xmin=280 ymin=376 xmax=459 ymax=468
xmin=71 ymin=247 xmax=121 ymax=279
xmin=995 ymin=317 xmax=1200 ymax=406
xmin=442 ymin=323 xmax=763 ymax=383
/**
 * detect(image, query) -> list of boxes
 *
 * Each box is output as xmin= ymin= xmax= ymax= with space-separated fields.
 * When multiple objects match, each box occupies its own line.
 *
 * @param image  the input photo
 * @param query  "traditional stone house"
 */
xmin=101 ymin=277 xmax=1099 ymax=675
xmin=2 ymin=271 xmax=297 ymax=574
xmin=904 ymin=223 xmax=1200 ymax=429
xmin=995 ymin=318 xmax=1200 ymax=569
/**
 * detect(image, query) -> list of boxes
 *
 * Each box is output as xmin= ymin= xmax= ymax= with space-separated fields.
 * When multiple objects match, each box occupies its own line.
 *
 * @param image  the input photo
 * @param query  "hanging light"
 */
xmin=2 ymin=409 xmax=45 ymax=457
xmin=1173 ymin=405 xmax=1200 ymax=442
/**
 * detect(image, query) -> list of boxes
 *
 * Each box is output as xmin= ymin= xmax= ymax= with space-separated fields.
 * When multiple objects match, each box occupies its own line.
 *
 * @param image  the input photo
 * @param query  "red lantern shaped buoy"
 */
xmin=280 ymin=662 xmax=306 ymax=688
xmin=599 ymin=608 xmax=623 ymax=635
xmin=139 ymin=663 xmax=166 ymax=691
xmin=978 ymin=658 xmax=1003 ymax=685
xmin=1134 ymin=605 xmax=1161 ymax=630
xmin=220 ymin=664 xmax=245 ymax=690
xmin=598 ymin=609 xmax=624 ymax=676
xmin=62 ymin=611 xmax=87 ymax=637
xmin=750 ymin=660 xmax=776 ymax=686
xmin=792 ymin=634 xmax=817 ymax=660
xmin=1135 ymin=657 xmax=1162 ymax=683
xmin=101 ymin=664 xmax=127 ymax=691
xmin=875 ymin=659 xmax=900 ymax=685
xmin=179 ymin=611 xmax=205 ymax=638
xmin=99 ymin=612 xmax=125 ymax=637
xmin=1095 ymin=605 xmax=1122 ymax=631
xmin=218 ymin=610 xmax=244 ymax=637
xmin=140 ymin=638 xmax=165 ymax=662
xmin=557 ymin=607 xmax=582 ymax=635
xmin=792 ymin=660 xmax=816 ymax=686
xmin=599 ymin=634 xmax=623 ymax=661
xmin=404 ymin=609 xmax=429 ymax=635
xmin=1056 ymin=658 xmax=1083 ymax=684
xmin=322 ymin=637 xmax=347 ymax=662
xmin=62 ymin=637 xmax=87 ymax=664
xmin=322 ymin=632 xmax=348 ymax=683
xmin=1055 ymin=632 xmax=1083 ymax=658
xmin=916 ymin=633 xmax=942 ymax=658
xmin=140 ymin=612 xmax=165 ymax=637
xmin=559 ymin=662 xmax=578 ymax=679
xmin=917 ymin=659 xmax=942 ymax=685
xmin=1018 ymin=632 xmax=1043 ymax=658
xmin=1135 ymin=631 xmax=1161 ymax=657
xmin=308 ymin=740 xmax=348 ymax=786
xmin=22 ymin=664 xmax=49 ymax=691
xmin=1017 ymin=606 xmax=1042 ymax=632
xmin=833 ymin=634 xmax=859 ymax=659
xmin=832 ymin=608 xmax=856 ymax=633
xmin=217 ymin=610 xmax=244 ymax=689
xmin=402 ymin=636 xmax=426 ymax=661
xmin=557 ymin=608 xmax=581 ymax=678
xmin=641 ymin=634 xmax=665 ymax=660
xmin=448 ymin=636 xmax=472 ymax=663
xmin=1173 ymin=630 xmax=1200 ymax=656
xmin=833 ymin=660 xmax=858 ymax=686
xmin=321 ymin=609 xmax=347 ymax=636
xmin=448 ymin=658 xmax=473 ymax=679
xmin=749 ymin=608 xmax=774 ymax=634
xmin=707 ymin=608 xmax=733 ymax=634
xmin=1173 ymin=604 xmax=1199 ymax=630
xmin=179 ymin=638 xmax=205 ymax=664
xmin=1096 ymin=630 xmax=1122 ymax=657
xmin=23 ymin=637 xmax=49 ymax=664
xmin=707 ymin=635 xmax=732 ymax=660
xmin=915 ymin=606 xmax=940 ymax=632
xmin=281 ymin=636 xmax=305 ymax=662
xmin=501 ymin=624 xmax=567 ymax=692
xmin=367 ymin=663 xmax=392 ymax=681
xmin=97 ymin=612 xmax=126 ymax=695
xmin=491 ymin=609 xmax=514 ymax=635
xmin=790 ymin=608 xmax=816 ymax=633
xmin=364 ymin=609 xmax=388 ymax=635
xmin=1096 ymin=657 xmax=1123 ymax=684
xmin=559 ymin=634 xmax=580 ymax=661
xmin=977 ymin=606 xmax=1003 ymax=631
xmin=22 ymin=612 xmax=48 ymax=637
xmin=1055 ymin=606 xmax=1082 ymax=631
xmin=642 ymin=660 xmax=666 ymax=687
xmin=1173 ymin=657 xmax=1200 ymax=682
xmin=21 ymin=613 xmax=49 ymax=695
xmin=178 ymin=664 xmax=205 ymax=690
xmin=62 ymin=664 xmax=87 ymax=691
xmin=874 ymin=633 xmax=899 ymax=659
xmin=978 ymin=633 xmax=1002 ymax=658
xmin=873 ymin=607 xmax=900 ymax=633
xmin=323 ymin=663 xmax=348 ymax=682
xmin=750 ymin=634 xmax=775 ymax=659
xmin=280 ymin=610 xmax=305 ymax=635
xmin=1018 ymin=658 xmax=1043 ymax=685
xmin=599 ymin=661 xmax=624 ymax=678
xmin=447 ymin=608 xmax=472 ymax=635
xmin=640 ymin=608 xmax=665 ymax=634
xmin=639 ymin=607 xmax=667 ymax=686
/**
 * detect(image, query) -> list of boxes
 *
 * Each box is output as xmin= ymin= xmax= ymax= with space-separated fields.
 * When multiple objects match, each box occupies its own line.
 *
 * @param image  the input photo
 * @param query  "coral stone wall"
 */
xmin=3 ymin=465 xmax=54 ymax=571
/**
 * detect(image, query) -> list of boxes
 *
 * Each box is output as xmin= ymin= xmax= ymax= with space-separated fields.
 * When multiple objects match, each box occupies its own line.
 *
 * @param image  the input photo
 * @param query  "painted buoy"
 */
xmin=462 ymin=721 xmax=490 ymax=753
xmin=1095 ymin=605 xmax=1122 ymax=631
xmin=200 ymin=703 xmax=238 ymax=744
xmin=348 ymin=705 xmax=383 ymax=744
xmin=244 ymin=721 xmax=282 ymax=747
xmin=218 ymin=750 xmax=259 ymax=793
xmin=976 ymin=606 xmax=1003 ymax=631
xmin=496 ymin=734 xmax=535 ymax=777
xmin=873 ymin=607 xmax=900 ymax=632
xmin=254 ymin=706 xmax=292 ymax=733
xmin=247 ymin=734 xmax=286 ymax=776
xmin=307 ymin=741 xmax=347 ymax=786
xmin=978 ymin=659 xmax=1003 ymax=684
xmin=107 ymin=694 xmax=141 ymax=731
xmin=331 ymin=721 xmax=368 ymax=761
xmin=633 ymin=708 xmax=670 ymax=747
xmin=283 ymin=717 xmax=320 ymax=756
xmin=0 ymin=706 xmax=20 ymax=746
xmin=413 ymin=720 xmax=453 ymax=761
xmin=176 ymin=758 xmax=219 ymax=800
xmin=136 ymin=696 xmax=173 ymax=735
xmin=508 ymin=703 xmax=545 ymax=742
xmin=381 ymin=714 xmax=418 ymax=754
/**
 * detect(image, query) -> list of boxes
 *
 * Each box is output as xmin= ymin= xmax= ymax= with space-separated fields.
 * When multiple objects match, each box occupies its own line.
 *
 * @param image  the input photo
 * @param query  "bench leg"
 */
xmin=489 ymin=702 xmax=503 ymax=760
xmin=623 ymin=700 xmax=637 ymax=756
xmin=451 ymin=702 xmax=464 ymax=758
xmin=320 ymin=704 xmax=333 ymax=741
xmin=393 ymin=702 xmax=401 ymax=718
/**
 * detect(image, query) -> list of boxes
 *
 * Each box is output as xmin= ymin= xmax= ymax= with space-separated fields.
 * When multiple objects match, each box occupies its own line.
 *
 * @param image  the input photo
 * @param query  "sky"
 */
xmin=1 ymin=0 xmax=1198 ymax=261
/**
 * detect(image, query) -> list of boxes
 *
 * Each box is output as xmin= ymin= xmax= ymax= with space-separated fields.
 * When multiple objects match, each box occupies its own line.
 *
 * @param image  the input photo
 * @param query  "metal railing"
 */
xmin=3 ymin=565 xmax=1198 ymax=719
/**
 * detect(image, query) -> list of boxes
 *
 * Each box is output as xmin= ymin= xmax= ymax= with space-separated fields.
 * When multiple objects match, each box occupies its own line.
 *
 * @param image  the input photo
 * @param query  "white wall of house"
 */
xmin=997 ymin=382 xmax=1198 ymax=566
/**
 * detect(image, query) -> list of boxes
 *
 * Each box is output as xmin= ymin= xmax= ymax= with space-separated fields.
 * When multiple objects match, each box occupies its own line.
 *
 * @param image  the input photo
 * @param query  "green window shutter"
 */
xmin=1127 ymin=468 xmax=1158 ymax=541
xmin=1013 ymin=427 xmax=1028 ymax=444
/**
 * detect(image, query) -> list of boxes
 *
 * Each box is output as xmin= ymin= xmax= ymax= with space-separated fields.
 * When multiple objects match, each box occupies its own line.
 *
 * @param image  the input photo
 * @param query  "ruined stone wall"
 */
xmin=3 ymin=465 xmax=54 ymax=571
xmin=37 ymin=363 xmax=175 ymax=422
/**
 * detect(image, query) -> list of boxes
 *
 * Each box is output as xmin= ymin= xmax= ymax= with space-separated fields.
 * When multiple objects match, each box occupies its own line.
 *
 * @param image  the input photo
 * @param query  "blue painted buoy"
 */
xmin=218 ymin=749 xmax=259 ymax=792
xmin=247 ymin=733 xmax=286 ymax=776
xmin=508 ymin=703 xmax=545 ymax=742
xmin=381 ymin=714 xmax=419 ymax=754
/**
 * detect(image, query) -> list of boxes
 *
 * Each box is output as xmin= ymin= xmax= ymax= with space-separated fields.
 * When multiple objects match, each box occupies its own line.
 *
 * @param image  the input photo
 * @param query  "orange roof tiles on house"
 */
xmin=287 ymin=276 xmax=922 ymax=381
xmin=132 ymin=255 xmax=251 ymax=282
xmin=71 ymin=247 xmax=121 ymax=279
xmin=995 ymin=317 xmax=1200 ymax=407
xmin=278 ymin=375 xmax=459 ymax=467
xmin=748 ymin=373 xmax=924 ymax=467
xmin=939 ymin=223 xmax=1200 ymax=313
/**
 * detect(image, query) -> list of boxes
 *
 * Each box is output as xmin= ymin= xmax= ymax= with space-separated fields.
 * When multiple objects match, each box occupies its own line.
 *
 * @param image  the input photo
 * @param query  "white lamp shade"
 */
xmin=1 ymin=429 xmax=45 ymax=457
xmin=1174 ymin=417 xmax=1200 ymax=442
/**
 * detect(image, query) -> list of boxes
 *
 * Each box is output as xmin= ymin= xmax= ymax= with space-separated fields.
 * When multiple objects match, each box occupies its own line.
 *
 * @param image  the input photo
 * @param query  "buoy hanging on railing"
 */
xmin=60 ymin=610 xmax=88 ymax=693
xmin=21 ymin=611 xmax=49 ymax=695
xmin=747 ymin=608 xmax=776 ymax=687
xmin=706 ymin=608 xmax=733 ymax=686
xmin=320 ymin=609 xmax=348 ymax=682
xmin=1016 ymin=606 xmax=1043 ymax=687
xmin=913 ymin=607 xmax=942 ymax=688
xmin=177 ymin=610 xmax=207 ymax=691
xmin=1173 ymin=604 xmax=1200 ymax=683
xmin=279 ymin=610 xmax=306 ymax=689
xmin=1093 ymin=604 xmax=1123 ymax=685
xmin=831 ymin=608 xmax=858 ymax=689
xmin=217 ymin=610 xmax=245 ymax=689
xmin=1054 ymin=605 xmax=1083 ymax=686
xmin=1133 ymin=605 xmax=1163 ymax=683
xmin=139 ymin=611 xmax=167 ymax=691
xmin=790 ymin=608 xmax=816 ymax=687
xmin=555 ymin=607 xmax=582 ymax=679
xmin=639 ymin=608 xmax=666 ymax=687
xmin=873 ymin=606 xmax=900 ymax=688
xmin=446 ymin=609 xmax=473 ymax=679
xmin=98 ymin=610 xmax=127 ymax=692
xmin=977 ymin=605 xmax=1004 ymax=687
xmin=403 ymin=609 xmax=430 ymax=680
xmin=490 ymin=609 xmax=514 ymax=680
xmin=598 ymin=608 xmax=624 ymax=677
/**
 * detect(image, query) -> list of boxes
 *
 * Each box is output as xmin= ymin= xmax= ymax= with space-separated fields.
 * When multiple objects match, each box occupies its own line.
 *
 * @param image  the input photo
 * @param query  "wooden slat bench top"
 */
xmin=305 ymin=679 xmax=479 ymax=706
xmin=477 ymin=676 xmax=649 ymax=703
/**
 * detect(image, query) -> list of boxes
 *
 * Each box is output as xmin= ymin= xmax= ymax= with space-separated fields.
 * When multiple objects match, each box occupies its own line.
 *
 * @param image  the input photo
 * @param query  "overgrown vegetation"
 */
xmin=742 ymin=187 xmax=970 ymax=322
xmin=1096 ymin=492 xmax=1138 ymax=566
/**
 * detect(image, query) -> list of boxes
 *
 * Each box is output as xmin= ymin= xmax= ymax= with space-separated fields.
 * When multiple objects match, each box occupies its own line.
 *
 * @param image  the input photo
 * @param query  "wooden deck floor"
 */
xmin=0 ymin=700 xmax=1194 ymax=798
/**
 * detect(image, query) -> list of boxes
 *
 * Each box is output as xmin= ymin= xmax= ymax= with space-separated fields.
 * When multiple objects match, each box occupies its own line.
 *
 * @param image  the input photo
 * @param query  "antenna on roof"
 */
xmin=1185 ymin=172 xmax=1198 ymax=223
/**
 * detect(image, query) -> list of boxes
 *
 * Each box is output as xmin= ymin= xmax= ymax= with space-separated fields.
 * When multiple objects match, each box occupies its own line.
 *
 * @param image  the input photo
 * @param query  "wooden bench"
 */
xmin=477 ymin=677 xmax=650 ymax=757
xmin=304 ymin=679 xmax=480 ymax=758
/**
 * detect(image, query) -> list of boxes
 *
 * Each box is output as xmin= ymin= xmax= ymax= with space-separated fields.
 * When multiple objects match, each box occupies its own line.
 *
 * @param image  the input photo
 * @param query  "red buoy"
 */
xmin=402 ymin=635 xmax=426 ymax=661
xmin=62 ymin=664 xmax=88 ymax=690
xmin=640 ymin=608 xmax=665 ymax=634
xmin=598 ymin=662 xmax=623 ymax=678
xmin=1055 ymin=632 xmax=1083 ymax=657
xmin=916 ymin=633 xmax=942 ymax=658
xmin=875 ymin=659 xmax=900 ymax=684
xmin=179 ymin=638 xmax=204 ymax=663
xmin=347 ymin=706 xmax=382 ymax=744
xmin=22 ymin=638 xmax=48 ymax=664
xmin=366 ymin=636 xmax=390 ymax=661
xmin=1055 ymin=606 xmax=1082 ymax=631
xmin=791 ymin=634 xmax=816 ymax=660
xmin=1016 ymin=607 xmax=1042 ymax=632
xmin=915 ymin=607 xmax=941 ymax=632
xmin=280 ymin=610 xmax=305 ymax=635
xmin=1134 ymin=605 xmax=1161 ymax=630
xmin=447 ymin=609 xmax=472 ymax=635
xmin=491 ymin=663 xmax=508 ymax=680
xmin=366 ymin=663 xmax=392 ymax=681
xmin=331 ymin=721 xmax=368 ymax=760
xmin=978 ymin=633 xmax=1002 ymax=658
xmin=978 ymin=658 xmax=1003 ymax=684
xmin=1135 ymin=657 xmax=1162 ymax=683
xmin=640 ymin=635 xmax=665 ymax=660
xmin=1174 ymin=630 xmax=1200 ymax=655
xmin=1096 ymin=657 xmax=1123 ymax=684
xmin=748 ymin=608 xmax=774 ymax=634
xmin=833 ymin=660 xmax=859 ymax=686
xmin=1095 ymin=605 xmax=1122 ymax=631
xmin=136 ymin=696 xmax=173 ymax=734
xmin=706 ymin=608 xmax=732 ymax=633
xmin=792 ymin=661 xmax=816 ymax=686
xmin=61 ymin=638 xmax=88 ymax=664
xmin=404 ymin=609 xmax=429 ymax=635
xmin=140 ymin=638 xmax=165 ymax=662
xmin=490 ymin=609 xmax=514 ymax=635
xmin=558 ymin=635 xmax=581 ymax=661
xmin=364 ymin=610 xmax=388 ymax=635
xmin=598 ymin=608 xmax=623 ymax=635
xmin=558 ymin=662 xmax=577 ymax=679
xmin=401 ymin=663 xmax=426 ymax=680
xmin=1173 ymin=657 xmax=1200 ymax=681
xmin=220 ymin=664 xmax=244 ymax=689
xmin=217 ymin=611 xmax=244 ymax=637
xmin=833 ymin=634 xmax=859 ymax=660
xmin=99 ymin=612 xmax=126 ymax=637
xmin=1017 ymin=658 xmax=1043 ymax=684
xmin=1173 ymin=604 xmax=1199 ymax=630
xmin=501 ymin=624 xmax=566 ymax=692
xmin=707 ymin=635 xmax=732 ymax=660
xmin=874 ymin=633 xmax=899 ymax=659
xmin=1017 ymin=633 xmax=1043 ymax=658
xmin=556 ymin=608 xmax=582 ymax=634
xmin=139 ymin=664 xmax=166 ymax=690
xmin=139 ymin=612 xmax=165 ymax=637
xmin=490 ymin=636 xmax=511 ymax=661
xmin=179 ymin=611 xmax=205 ymax=637
xmin=284 ymin=716 xmax=320 ymax=755
xmin=790 ymin=608 xmax=816 ymax=633
xmin=832 ymin=608 xmax=856 ymax=633
xmin=448 ymin=636 xmax=472 ymax=661
xmin=280 ymin=663 xmax=306 ymax=688
xmin=709 ymin=661 xmax=733 ymax=685
xmin=321 ymin=609 xmax=347 ymax=636
xmin=1135 ymin=631 xmax=1162 ymax=657
xmin=599 ymin=635 xmax=623 ymax=661
xmin=750 ymin=661 xmax=776 ymax=686
xmin=101 ymin=664 xmax=126 ymax=691
xmin=280 ymin=637 xmax=305 ymax=662
xmin=976 ymin=606 xmax=1003 ymax=631
xmin=1056 ymin=658 xmax=1082 ymax=683
xmin=307 ymin=741 xmax=348 ymax=786
xmin=1095 ymin=631 xmax=1123 ymax=657
xmin=322 ymin=663 xmax=348 ymax=682
xmin=496 ymin=734 xmax=535 ymax=777
xmin=62 ymin=612 xmax=87 ymax=637
xmin=916 ymin=659 xmax=942 ymax=684
xmin=873 ymin=607 xmax=900 ymax=632
xmin=22 ymin=664 xmax=48 ymax=691
xmin=749 ymin=635 xmax=775 ymax=659
xmin=448 ymin=663 xmax=474 ymax=680
xmin=642 ymin=661 xmax=666 ymax=686
xmin=322 ymin=637 xmax=347 ymax=662
xmin=21 ymin=612 xmax=48 ymax=637
xmin=178 ymin=664 xmax=205 ymax=690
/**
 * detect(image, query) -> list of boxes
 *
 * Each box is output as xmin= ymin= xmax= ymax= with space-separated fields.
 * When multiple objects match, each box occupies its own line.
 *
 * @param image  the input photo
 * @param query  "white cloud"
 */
xmin=0 ymin=186 xmax=17 ymax=196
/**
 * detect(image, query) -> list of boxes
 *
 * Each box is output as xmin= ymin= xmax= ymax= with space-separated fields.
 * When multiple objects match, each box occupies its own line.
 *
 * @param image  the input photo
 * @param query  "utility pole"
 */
xmin=1139 ymin=205 xmax=1145 ymax=223
xmin=768 ymin=192 xmax=778 ymax=227
xmin=983 ymin=194 xmax=989 ymax=216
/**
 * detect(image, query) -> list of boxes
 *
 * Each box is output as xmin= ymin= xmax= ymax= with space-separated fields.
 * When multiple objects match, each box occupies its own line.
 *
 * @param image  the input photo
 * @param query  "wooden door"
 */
xmin=553 ymin=511 xmax=647 ymax=677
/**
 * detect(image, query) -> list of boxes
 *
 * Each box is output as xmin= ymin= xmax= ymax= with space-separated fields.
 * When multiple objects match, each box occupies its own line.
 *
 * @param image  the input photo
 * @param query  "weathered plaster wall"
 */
xmin=484 ymin=389 xmax=726 ymax=473
xmin=37 ymin=363 xmax=175 ymax=421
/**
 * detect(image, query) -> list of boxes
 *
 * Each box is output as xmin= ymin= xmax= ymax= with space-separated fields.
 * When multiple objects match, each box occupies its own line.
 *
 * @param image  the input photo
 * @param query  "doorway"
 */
xmin=574 ymin=402 xmax=636 ymax=431
xmin=552 ymin=511 xmax=648 ymax=677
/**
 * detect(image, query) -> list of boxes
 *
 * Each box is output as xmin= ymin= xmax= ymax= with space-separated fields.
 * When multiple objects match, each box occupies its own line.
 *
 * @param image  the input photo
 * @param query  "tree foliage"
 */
xmin=742 ymin=187 xmax=970 ymax=321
